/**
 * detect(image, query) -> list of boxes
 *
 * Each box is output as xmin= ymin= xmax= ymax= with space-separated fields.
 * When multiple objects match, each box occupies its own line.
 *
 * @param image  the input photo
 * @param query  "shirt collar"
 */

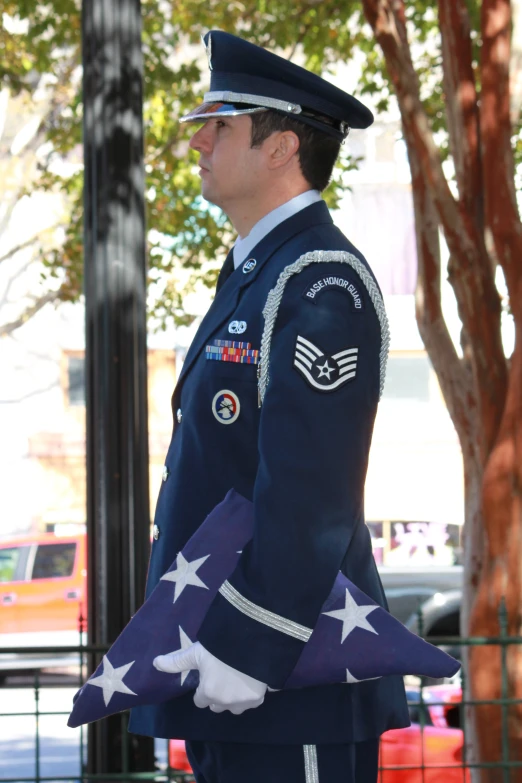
xmin=232 ymin=190 xmax=323 ymax=270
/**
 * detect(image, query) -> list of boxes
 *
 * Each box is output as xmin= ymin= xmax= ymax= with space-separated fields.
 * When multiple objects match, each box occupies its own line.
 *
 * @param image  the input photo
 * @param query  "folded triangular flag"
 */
xmin=68 ymin=490 xmax=460 ymax=727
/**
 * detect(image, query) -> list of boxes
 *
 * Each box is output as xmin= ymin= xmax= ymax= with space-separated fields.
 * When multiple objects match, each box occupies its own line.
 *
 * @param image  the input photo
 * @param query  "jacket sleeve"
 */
xmin=197 ymin=258 xmax=386 ymax=689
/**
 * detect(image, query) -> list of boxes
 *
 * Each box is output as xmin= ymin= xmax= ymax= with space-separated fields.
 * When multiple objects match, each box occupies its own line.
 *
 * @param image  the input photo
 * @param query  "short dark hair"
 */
xmin=250 ymin=111 xmax=341 ymax=192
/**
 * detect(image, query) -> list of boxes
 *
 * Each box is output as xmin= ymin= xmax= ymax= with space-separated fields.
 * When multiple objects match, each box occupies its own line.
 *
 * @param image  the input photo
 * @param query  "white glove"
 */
xmin=153 ymin=641 xmax=267 ymax=714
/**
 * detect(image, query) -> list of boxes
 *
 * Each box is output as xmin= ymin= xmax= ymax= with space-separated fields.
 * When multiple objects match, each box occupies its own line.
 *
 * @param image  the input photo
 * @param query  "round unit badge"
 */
xmin=242 ymin=258 xmax=257 ymax=274
xmin=212 ymin=390 xmax=241 ymax=425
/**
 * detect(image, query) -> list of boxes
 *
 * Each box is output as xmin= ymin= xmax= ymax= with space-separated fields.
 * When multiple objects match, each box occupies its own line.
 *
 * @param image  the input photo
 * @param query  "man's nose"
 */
xmin=189 ymin=124 xmax=213 ymax=153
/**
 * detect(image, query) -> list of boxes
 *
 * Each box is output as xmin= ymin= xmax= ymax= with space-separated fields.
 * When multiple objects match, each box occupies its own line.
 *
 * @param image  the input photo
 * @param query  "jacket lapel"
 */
xmin=174 ymin=201 xmax=333 ymax=396
xmin=175 ymin=265 xmax=244 ymax=392
xmin=215 ymin=248 xmax=235 ymax=293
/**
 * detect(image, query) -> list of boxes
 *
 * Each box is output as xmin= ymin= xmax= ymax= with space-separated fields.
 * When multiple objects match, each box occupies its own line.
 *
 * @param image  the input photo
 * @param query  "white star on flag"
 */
xmin=160 ymin=552 xmax=209 ymax=602
xmin=323 ymin=588 xmax=379 ymax=642
xmin=178 ymin=626 xmax=195 ymax=686
xmin=345 ymin=668 xmax=381 ymax=684
xmin=87 ymin=656 xmax=137 ymax=706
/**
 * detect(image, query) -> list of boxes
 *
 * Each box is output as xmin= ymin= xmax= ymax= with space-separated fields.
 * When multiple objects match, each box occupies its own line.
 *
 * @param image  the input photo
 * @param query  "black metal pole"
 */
xmin=82 ymin=0 xmax=155 ymax=773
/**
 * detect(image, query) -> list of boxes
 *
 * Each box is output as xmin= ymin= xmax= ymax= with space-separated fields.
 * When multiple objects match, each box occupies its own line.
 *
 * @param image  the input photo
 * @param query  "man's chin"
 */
xmin=200 ymin=184 xmax=221 ymax=208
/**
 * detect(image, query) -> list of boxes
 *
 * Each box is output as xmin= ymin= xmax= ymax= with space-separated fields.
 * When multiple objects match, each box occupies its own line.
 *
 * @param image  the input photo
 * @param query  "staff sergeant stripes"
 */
xmin=294 ymin=335 xmax=358 ymax=391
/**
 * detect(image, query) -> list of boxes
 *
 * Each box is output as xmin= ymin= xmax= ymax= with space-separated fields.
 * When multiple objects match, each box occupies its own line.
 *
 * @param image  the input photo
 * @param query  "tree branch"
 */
xmin=480 ymin=0 xmax=522 ymax=313
xmin=364 ymin=0 xmax=459 ymax=239
xmin=438 ymin=0 xmax=483 ymax=232
xmin=0 ymin=237 xmax=38 ymax=266
xmin=409 ymin=141 xmax=479 ymax=454
xmin=0 ymin=289 xmax=61 ymax=337
xmin=145 ymin=132 xmax=181 ymax=164
xmin=0 ymin=224 xmax=62 ymax=265
xmin=510 ymin=0 xmax=522 ymax=122
xmin=0 ymin=257 xmax=34 ymax=310
xmin=362 ymin=0 xmax=507 ymax=459
xmin=0 ymin=186 xmax=25 ymax=239
xmin=287 ymin=22 xmax=314 ymax=61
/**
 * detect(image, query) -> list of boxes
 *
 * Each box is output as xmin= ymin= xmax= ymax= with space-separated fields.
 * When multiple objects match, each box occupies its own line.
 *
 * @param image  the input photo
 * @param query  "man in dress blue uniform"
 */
xmin=129 ymin=30 xmax=410 ymax=782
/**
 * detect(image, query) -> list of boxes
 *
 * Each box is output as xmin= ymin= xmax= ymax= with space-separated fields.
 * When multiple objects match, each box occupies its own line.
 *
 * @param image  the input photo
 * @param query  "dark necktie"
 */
xmin=215 ymin=248 xmax=235 ymax=293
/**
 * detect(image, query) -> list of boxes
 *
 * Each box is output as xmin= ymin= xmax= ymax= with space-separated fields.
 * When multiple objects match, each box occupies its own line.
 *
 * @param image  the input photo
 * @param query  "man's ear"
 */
xmin=267 ymin=131 xmax=300 ymax=170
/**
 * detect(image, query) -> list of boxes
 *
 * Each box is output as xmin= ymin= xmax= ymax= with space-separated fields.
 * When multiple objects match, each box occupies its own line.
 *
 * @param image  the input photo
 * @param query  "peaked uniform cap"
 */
xmin=180 ymin=31 xmax=374 ymax=140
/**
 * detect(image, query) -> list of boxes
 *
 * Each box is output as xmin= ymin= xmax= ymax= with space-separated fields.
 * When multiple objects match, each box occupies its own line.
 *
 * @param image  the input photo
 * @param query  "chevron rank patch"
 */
xmin=293 ymin=335 xmax=358 ymax=392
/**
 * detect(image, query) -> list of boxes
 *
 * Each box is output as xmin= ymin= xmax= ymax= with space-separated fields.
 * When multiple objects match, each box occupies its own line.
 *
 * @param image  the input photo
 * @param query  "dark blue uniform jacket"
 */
xmin=129 ymin=200 xmax=410 ymax=744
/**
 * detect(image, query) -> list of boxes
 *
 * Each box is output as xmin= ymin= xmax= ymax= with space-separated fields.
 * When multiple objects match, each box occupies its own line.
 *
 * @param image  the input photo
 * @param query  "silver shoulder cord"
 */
xmin=257 ymin=250 xmax=390 ymax=407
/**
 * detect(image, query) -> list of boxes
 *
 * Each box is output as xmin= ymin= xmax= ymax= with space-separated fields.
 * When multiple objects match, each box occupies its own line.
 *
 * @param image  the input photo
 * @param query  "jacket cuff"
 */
xmin=197 ymin=582 xmax=311 ymax=689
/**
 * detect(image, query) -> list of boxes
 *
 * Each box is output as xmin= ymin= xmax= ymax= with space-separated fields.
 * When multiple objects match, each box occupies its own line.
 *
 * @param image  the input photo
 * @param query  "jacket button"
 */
xmin=162 ymin=465 xmax=169 ymax=482
xmin=176 ymin=408 xmax=183 ymax=424
xmin=153 ymin=524 xmax=160 ymax=541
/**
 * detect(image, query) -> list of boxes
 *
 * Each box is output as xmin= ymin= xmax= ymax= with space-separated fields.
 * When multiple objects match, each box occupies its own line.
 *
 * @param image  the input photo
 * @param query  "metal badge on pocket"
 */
xmin=228 ymin=320 xmax=247 ymax=334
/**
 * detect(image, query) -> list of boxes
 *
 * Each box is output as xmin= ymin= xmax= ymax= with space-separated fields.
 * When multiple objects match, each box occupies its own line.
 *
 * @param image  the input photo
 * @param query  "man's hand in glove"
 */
xmin=153 ymin=641 xmax=267 ymax=714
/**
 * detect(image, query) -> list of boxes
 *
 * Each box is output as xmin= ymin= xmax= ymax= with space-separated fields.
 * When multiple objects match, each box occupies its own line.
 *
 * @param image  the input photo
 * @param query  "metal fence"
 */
xmin=1 ymin=601 xmax=521 ymax=782
xmin=0 ymin=622 xmax=192 ymax=783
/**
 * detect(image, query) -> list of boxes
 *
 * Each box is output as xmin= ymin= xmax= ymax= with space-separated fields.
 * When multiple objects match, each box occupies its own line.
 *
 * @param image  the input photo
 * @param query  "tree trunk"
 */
xmin=471 ymin=0 xmax=522 ymax=775
xmin=408 ymin=90 xmax=485 ymax=780
xmin=360 ymin=0 xmax=522 ymax=777
xmin=461 ymin=452 xmax=485 ymax=782
xmin=469 ymin=325 xmax=522 ymax=782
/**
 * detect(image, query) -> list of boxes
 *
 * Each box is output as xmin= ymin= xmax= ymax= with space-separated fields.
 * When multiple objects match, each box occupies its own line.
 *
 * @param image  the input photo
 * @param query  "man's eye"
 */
xmin=215 ymin=120 xmax=227 ymax=128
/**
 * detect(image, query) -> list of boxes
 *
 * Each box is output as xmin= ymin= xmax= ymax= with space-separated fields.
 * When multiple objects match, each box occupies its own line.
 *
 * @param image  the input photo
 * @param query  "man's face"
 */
xmin=188 ymin=115 xmax=266 ymax=212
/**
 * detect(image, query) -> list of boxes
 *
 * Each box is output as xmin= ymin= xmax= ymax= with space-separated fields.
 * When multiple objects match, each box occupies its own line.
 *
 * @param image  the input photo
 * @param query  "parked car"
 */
xmin=379 ymin=566 xmax=462 ymax=665
xmin=0 ymin=533 xmax=86 ymax=675
xmin=168 ymin=686 xmax=468 ymax=782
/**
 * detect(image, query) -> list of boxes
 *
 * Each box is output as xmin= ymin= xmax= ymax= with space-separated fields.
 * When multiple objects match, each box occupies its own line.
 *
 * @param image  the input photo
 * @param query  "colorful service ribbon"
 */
xmin=205 ymin=340 xmax=259 ymax=365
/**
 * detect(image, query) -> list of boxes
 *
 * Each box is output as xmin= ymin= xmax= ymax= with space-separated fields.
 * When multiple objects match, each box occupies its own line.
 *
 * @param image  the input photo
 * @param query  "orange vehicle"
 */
xmin=380 ymin=724 xmax=468 ymax=782
xmin=0 ymin=533 xmax=87 ymax=675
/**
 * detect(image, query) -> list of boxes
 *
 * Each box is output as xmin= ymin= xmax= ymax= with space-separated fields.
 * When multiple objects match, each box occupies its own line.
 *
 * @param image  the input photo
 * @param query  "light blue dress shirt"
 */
xmin=232 ymin=190 xmax=323 ymax=269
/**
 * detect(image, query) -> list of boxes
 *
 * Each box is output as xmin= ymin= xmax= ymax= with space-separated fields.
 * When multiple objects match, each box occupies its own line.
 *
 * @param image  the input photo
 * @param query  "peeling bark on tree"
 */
xmin=470 ymin=2 xmax=522 ymax=777
xmin=361 ymin=0 xmax=522 ymax=777
xmin=409 ymin=119 xmax=484 ymax=777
